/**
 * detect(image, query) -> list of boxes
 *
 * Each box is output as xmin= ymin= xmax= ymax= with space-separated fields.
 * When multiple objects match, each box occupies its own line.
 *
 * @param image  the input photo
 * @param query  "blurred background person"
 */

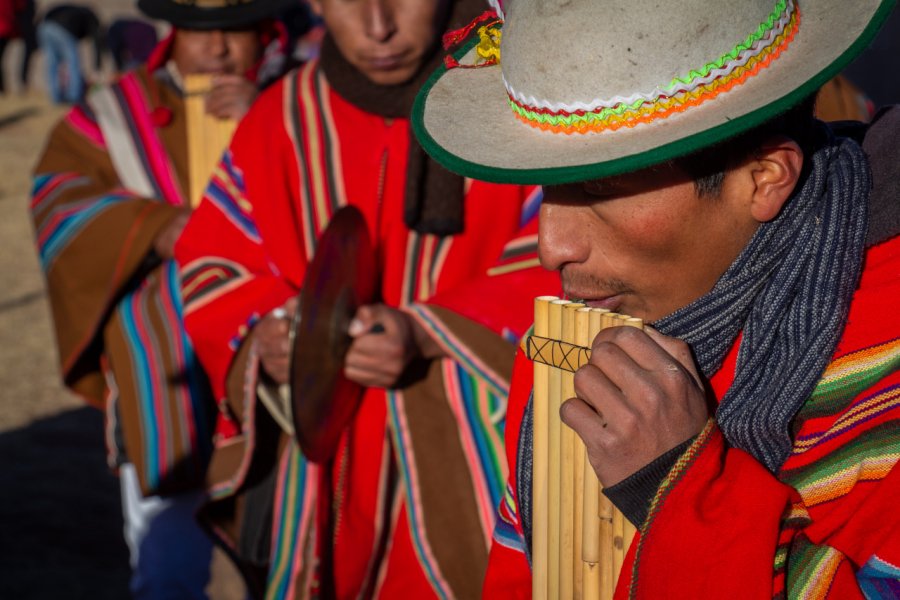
xmin=15 ymin=0 xmax=35 ymax=91
xmin=843 ymin=5 xmax=900 ymax=111
xmin=29 ymin=0 xmax=290 ymax=596
xmin=0 ymin=0 xmax=18 ymax=93
xmin=274 ymin=0 xmax=321 ymax=66
xmin=174 ymin=0 xmax=559 ymax=597
xmin=816 ymin=75 xmax=875 ymax=123
xmin=0 ymin=0 xmax=35 ymax=94
xmin=107 ymin=16 xmax=157 ymax=73
xmin=35 ymin=2 xmax=103 ymax=104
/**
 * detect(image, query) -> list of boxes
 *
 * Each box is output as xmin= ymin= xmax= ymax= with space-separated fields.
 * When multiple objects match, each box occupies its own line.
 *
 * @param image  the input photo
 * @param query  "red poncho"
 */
xmin=175 ymin=60 xmax=559 ymax=598
xmin=484 ymin=234 xmax=900 ymax=598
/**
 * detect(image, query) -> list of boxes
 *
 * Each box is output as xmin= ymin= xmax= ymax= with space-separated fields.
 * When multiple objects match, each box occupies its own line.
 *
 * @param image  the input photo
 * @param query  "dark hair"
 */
xmin=676 ymin=94 xmax=819 ymax=198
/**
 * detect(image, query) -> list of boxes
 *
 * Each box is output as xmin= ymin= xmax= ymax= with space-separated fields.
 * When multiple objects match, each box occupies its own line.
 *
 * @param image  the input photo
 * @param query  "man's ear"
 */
xmin=748 ymin=136 xmax=804 ymax=223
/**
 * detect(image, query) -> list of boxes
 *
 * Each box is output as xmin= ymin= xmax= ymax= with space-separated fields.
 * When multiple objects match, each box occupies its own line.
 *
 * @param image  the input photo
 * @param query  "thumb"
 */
xmin=644 ymin=326 xmax=703 ymax=387
xmin=349 ymin=304 xmax=378 ymax=337
xmin=283 ymin=296 xmax=299 ymax=316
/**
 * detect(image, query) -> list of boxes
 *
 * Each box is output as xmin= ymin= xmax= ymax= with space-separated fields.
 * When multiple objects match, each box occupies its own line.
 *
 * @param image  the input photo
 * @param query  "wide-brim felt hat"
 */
xmin=138 ymin=0 xmax=295 ymax=30
xmin=414 ymin=0 xmax=896 ymax=185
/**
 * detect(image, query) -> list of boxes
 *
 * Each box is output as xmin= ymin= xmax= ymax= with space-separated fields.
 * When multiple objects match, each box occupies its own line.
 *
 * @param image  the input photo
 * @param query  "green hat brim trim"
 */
xmin=412 ymin=0 xmax=896 ymax=186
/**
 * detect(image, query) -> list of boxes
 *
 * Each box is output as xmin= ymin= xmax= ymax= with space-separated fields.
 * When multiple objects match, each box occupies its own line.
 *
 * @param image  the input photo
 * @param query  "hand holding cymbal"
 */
xmin=254 ymin=297 xmax=297 ymax=385
xmin=344 ymin=304 xmax=417 ymax=389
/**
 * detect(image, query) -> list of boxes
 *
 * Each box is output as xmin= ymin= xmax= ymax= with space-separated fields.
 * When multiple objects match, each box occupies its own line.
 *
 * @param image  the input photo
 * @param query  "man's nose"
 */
xmin=365 ymin=0 xmax=397 ymax=42
xmin=207 ymin=30 xmax=228 ymax=56
xmin=538 ymin=200 xmax=589 ymax=272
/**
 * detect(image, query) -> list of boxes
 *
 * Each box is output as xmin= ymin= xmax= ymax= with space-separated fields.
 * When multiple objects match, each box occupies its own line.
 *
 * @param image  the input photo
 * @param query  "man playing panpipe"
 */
xmin=173 ymin=0 xmax=558 ymax=597
xmin=414 ymin=0 xmax=900 ymax=597
xmin=30 ymin=0 xmax=289 ymax=596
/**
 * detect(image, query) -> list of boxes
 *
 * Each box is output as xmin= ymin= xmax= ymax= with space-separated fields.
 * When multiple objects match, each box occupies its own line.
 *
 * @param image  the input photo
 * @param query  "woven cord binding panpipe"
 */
xmin=523 ymin=325 xmax=644 ymax=373
xmin=524 ymin=335 xmax=591 ymax=373
xmin=528 ymin=297 xmax=643 ymax=600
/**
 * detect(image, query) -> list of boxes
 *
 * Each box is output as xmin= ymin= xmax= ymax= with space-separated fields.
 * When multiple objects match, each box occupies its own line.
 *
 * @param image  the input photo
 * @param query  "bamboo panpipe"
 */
xmin=184 ymin=74 xmax=238 ymax=208
xmin=526 ymin=297 xmax=643 ymax=600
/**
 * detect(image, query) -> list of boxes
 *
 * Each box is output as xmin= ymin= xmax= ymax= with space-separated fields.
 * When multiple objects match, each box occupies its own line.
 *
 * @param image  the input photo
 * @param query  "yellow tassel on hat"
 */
xmin=443 ymin=10 xmax=503 ymax=70
xmin=475 ymin=24 xmax=502 ymax=65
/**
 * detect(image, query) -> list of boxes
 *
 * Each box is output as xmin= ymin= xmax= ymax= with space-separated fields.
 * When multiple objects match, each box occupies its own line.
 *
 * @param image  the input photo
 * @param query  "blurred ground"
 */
xmin=0 ymin=3 xmax=148 ymax=599
xmin=0 ymin=83 xmax=133 ymax=600
xmin=0 ymin=408 xmax=131 ymax=600
xmin=0 ymin=2 xmax=252 ymax=598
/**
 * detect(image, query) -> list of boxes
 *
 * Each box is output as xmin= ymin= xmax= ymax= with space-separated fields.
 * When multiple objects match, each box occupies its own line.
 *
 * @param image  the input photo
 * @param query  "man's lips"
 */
xmin=197 ymin=65 xmax=231 ymax=75
xmin=363 ymin=52 xmax=407 ymax=70
xmin=564 ymin=292 xmax=624 ymax=312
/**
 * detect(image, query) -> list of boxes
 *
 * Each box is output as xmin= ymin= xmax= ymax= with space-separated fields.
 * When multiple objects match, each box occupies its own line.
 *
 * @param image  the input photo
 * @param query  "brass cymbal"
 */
xmin=289 ymin=206 xmax=376 ymax=463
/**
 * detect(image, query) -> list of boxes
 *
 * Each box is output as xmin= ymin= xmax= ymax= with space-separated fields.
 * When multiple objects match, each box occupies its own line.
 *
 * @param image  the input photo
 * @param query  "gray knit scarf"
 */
xmin=653 ymin=128 xmax=870 ymax=473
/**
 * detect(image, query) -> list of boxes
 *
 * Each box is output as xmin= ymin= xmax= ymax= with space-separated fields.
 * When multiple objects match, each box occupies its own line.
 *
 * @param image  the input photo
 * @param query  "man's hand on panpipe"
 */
xmin=255 ymin=297 xmax=297 ymax=385
xmin=206 ymin=74 xmax=258 ymax=121
xmin=561 ymin=326 xmax=709 ymax=487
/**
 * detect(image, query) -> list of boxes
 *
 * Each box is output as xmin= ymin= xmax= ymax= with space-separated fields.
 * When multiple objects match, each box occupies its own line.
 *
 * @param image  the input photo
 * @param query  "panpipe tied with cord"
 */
xmin=525 ymin=296 xmax=642 ymax=600
xmin=184 ymin=74 xmax=238 ymax=208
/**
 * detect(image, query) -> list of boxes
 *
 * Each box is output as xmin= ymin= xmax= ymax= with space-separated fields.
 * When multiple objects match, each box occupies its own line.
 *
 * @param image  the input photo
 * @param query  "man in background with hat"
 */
xmin=415 ymin=0 xmax=900 ymax=596
xmin=174 ymin=0 xmax=558 ymax=597
xmin=30 ymin=0 xmax=290 ymax=597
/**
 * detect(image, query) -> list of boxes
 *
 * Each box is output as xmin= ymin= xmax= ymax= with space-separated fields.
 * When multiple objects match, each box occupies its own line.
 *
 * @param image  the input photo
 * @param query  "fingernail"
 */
xmin=348 ymin=318 xmax=365 ymax=336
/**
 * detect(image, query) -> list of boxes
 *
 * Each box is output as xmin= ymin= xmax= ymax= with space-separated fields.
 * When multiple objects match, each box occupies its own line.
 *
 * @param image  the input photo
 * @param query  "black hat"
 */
xmin=138 ymin=0 xmax=295 ymax=30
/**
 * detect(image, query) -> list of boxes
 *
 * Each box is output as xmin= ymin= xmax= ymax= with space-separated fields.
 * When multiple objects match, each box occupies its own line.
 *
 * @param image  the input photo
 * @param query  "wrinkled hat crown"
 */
xmin=413 ymin=0 xmax=895 ymax=184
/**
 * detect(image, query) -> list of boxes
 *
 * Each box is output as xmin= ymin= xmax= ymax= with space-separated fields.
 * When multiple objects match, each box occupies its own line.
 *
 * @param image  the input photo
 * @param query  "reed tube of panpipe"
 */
xmin=573 ymin=307 xmax=591 ymax=598
xmin=559 ymin=302 xmax=584 ymax=600
xmin=598 ymin=314 xmax=618 ymax=583
xmin=582 ymin=308 xmax=607 ymax=599
xmin=532 ymin=296 xmax=556 ymax=600
xmin=547 ymin=299 xmax=569 ymax=600
xmin=604 ymin=314 xmax=645 ymax=592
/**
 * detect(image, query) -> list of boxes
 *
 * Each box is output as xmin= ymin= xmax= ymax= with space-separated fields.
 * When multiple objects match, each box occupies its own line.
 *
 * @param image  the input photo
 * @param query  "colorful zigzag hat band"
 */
xmin=505 ymin=0 xmax=799 ymax=135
